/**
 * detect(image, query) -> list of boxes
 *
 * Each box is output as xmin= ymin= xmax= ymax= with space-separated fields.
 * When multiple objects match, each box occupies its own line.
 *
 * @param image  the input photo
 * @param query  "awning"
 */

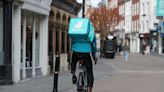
xmin=139 ymin=33 xmax=150 ymax=38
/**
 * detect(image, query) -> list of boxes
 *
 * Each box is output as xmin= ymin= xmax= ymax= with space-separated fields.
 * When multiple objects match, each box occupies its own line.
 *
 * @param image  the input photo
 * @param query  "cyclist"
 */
xmin=71 ymin=35 xmax=97 ymax=92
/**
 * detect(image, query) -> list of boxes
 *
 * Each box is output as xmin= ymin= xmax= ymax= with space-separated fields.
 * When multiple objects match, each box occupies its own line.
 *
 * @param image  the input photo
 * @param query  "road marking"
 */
xmin=118 ymin=70 xmax=164 ymax=74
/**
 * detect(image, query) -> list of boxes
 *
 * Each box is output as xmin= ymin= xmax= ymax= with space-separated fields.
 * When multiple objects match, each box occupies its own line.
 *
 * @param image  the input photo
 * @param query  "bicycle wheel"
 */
xmin=77 ymin=72 xmax=84 ymax=92
xmin=83 ymin=71 xmax=88 ymax=92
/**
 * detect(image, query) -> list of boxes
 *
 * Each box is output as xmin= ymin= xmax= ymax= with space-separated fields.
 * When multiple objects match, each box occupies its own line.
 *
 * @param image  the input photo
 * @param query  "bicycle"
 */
xmin=76 ymin=59 xmax=88 ymax=92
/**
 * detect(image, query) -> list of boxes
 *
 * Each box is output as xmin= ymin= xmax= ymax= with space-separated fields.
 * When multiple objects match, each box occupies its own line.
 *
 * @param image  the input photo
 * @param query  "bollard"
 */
xmin=53 ymin=54 xmax=60 ymax=92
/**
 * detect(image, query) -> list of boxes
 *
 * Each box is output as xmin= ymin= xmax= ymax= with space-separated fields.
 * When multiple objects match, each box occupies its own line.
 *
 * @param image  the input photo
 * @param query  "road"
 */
xmin=0 ymin=53 xmax=164 ymax=92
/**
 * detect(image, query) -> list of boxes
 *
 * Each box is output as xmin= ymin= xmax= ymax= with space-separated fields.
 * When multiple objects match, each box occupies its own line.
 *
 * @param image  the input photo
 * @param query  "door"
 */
xmin=0 ymin=1 xmax=4 ymax=79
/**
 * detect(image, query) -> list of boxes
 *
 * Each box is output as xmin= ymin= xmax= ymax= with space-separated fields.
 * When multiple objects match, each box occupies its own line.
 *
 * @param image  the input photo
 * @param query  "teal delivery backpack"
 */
xmin=68 ymin=18 xmax=95 ymax=43
xmin=68 ymin=18 xmax=90 ymax=38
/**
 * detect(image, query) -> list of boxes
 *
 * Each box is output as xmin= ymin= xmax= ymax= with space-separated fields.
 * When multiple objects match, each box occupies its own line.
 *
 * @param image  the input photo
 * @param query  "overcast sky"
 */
xmin=77 ymin=0 xmax=102 ymax=7
xmin=91 ymin=0 xmax=102 ymax=7
xmin=77 ymin=0 xmax=102 ymax=17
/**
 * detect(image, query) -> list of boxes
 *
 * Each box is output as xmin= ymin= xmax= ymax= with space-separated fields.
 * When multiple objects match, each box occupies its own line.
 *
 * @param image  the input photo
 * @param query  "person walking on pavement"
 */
xmin=118 ymin=43 xmax=122 ymax=55
xmin=123 ymin=43 xmax=129 ymax=62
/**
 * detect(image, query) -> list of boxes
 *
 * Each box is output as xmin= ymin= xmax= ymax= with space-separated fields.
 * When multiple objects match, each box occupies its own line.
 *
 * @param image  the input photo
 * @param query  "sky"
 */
xmin=77 ymin=0 xmax=102 ymax=7
xmin=90 ymin=0 xmax=102 ymax=7
xmin=77 ymin=0 xmax=102 ymax=17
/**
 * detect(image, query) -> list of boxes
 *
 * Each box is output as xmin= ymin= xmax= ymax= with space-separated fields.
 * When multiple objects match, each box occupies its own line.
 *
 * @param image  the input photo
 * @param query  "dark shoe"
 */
xmin=77 ymin=86 xmax=83 ymax=91
xmin=72 ymin=75 xmax=77 ymax=84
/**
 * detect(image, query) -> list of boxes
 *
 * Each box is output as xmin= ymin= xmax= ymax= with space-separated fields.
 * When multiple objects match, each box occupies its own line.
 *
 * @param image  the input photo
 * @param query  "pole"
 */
xmin=82 ymin=0 xmax=85 ymax=18
xmin=53 ymin=54 xmax=60 ymax=92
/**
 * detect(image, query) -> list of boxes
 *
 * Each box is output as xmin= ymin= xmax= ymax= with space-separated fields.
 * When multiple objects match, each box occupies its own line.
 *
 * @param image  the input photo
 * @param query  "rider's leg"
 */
xmin=71 ymin=52 xmax=79 ymax=83
xmin=88 ymin=87 xmax=92 ymax=92
xmin=87 ymin=70 xmax=94 ymax=92
xmin=84 ymin=53 xmax=94 ymax=92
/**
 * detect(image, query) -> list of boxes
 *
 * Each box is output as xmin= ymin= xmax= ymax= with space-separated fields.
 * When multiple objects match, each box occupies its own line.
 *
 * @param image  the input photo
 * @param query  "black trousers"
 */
xmin=71 ymin=51 xmax=94 ymax=87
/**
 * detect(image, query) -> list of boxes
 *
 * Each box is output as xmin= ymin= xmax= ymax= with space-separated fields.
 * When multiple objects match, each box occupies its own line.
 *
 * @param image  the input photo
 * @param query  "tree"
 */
xmin=90 ymin=6 xmax=120 ymax=39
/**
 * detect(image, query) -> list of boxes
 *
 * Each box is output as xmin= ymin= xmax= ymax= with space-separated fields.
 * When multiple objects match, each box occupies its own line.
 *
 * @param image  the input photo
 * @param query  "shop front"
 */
xmin=0 ymin=1 xmax=4 ymax=83
xmin=125 ymin=34 xmax=130 ymax=48
xmin=139 ymin=33 xmax=150 ymax=54
xmin=150 ymin=30 xmax=159 ymax=54
xmin=161 ymin=33 xmax=164 ymax=54
xmin=12 ymin=0 xmax=52 ymax=83
xmin=131 ymin=32 xmax=139 ymax=53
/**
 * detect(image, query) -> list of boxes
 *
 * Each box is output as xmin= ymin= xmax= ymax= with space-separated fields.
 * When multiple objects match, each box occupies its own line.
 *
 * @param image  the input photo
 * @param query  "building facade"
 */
xmin=139 ymin=0 xmax=151 ymax=54
xmin=118 ymin=0 xmax=125 ymax=45
xmin=108 ymin=0 xmax=118 ymax=9
xmin=48 ymin=0 xmax=81 ymax=73
xmin=0 ymin=0 xmax=13 ymax=85
xmin=14 ymin=0 xmax=52 ymax=83
xmin=150 ymin=0 xmax=163 ymax=54
xmin=107 ymin=0 xmax=162 ymax=54
xmin=125 ymin=0 xmax=132 ymax=51
xmin=131 ymin=0 xmax=140 ymax=53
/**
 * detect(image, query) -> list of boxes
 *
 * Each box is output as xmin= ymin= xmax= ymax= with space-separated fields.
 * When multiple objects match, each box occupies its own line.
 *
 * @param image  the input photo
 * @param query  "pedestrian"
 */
xmin=123 ymin=43 xmax=129 ymax=62
xmin=118 ymin=43 xmax=122 ymax=55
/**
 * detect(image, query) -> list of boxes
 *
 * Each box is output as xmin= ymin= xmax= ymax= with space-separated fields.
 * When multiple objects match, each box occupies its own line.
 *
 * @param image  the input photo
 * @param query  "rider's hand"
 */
xmin=94 ymin=57 xmax=98 ymax=65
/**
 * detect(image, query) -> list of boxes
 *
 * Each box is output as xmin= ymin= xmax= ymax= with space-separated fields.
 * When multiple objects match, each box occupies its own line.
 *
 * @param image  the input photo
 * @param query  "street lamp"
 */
xmin=82 ymin=0 xmax=85 ymax=18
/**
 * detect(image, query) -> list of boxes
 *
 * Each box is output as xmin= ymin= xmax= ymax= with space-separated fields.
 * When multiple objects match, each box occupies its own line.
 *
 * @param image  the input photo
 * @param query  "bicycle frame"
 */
xmin=77 ymin=59 xmax=88 ymax=92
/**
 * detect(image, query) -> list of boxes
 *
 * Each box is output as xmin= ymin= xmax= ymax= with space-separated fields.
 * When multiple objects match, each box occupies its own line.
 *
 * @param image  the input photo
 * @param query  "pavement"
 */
xmin=1 ymin=53 xmax=164 ymax=92
xmin=93 ymin=53 xmax=164 ymax=92
xmin=0 ymin=53 xmax=114 ymax=92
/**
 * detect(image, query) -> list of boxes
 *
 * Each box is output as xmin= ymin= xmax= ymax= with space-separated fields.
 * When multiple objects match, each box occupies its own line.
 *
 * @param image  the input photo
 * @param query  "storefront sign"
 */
xmin=163 ymin=22 xmax=164 ymax=33
xmin=140 ymin=34 xmax=144 ymax=38
xmin=157 ymin=0 xmax=164 ymax=16
xmin=153 ymin=32 xmax=157 ymax=36
xmin=161 ymin=33 xmax=164 ymax=37
xmin=125 ymin=34 xmax=130 ymax=39
xmin=139 ymin=33 xmax=150 ymax=38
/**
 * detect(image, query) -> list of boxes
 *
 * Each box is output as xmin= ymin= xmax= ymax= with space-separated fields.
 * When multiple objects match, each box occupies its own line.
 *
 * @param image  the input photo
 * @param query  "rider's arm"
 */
xmin=91 ymin=35 xmax=97 ymax=61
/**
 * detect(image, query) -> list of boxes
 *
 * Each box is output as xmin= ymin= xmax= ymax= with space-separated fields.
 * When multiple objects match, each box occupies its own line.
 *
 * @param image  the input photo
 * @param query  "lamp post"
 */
xmin=82 ymin=0 xmax=85 ymax=18
xmin=53 ymin=54 xmax=60 ymax=92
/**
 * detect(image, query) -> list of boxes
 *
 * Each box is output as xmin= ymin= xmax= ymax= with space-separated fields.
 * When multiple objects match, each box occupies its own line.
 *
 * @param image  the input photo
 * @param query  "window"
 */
xmin=142 ymin=3 xmax=145 ymax=14
xmin=119 ymin=6 xmax=121 ymax=15
xmin=0 ymin=2 xmax=3 ymax=65
xmin=146 ymin=21 xmax=149 ymax=32
xmin=147 ymin=2 xmax=149 ymax=14
xmin=133 ymin=5 xmax=134 ymax=16
xmin=137 ymin=20 xmax=139 ymax=31
xmin=137 ymin=2 xmax=139 ymax=15
xmin=132 ymin=5 xmax=133 ymax=16
xmin=135 ymin=3 xmax=137 ymax=15
xmin=135 ymin=21 xmax=137 ymax=32
xmin=138 ymin=20 xmax=140 ymax=31
xmin=142 ymin=21 xmax=145 ymax=33
xmin=133 ymin=21 xmax=134 ymax=31
xmin=123 ymin=5 xmax=124 ymax=15
xmin=136 ymin=20 xmax=137 ymax=32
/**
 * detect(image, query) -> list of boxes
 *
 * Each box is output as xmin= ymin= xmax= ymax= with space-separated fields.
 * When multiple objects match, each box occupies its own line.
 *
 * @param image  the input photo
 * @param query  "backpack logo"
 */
xmin=75 ymin=21 xmax=83 ymax=29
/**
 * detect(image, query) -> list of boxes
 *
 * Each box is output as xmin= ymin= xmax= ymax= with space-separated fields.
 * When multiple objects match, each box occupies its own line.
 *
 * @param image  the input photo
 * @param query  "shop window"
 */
xmin=26 ymin=26 xmax=32 ymax=67
xmin=0 ymin=2 xmax=3 ymax=65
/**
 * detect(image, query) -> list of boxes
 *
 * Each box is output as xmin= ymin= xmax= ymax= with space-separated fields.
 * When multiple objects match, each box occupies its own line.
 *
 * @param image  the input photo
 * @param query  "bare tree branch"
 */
xmin=90 ymin=6 xmax=120 ymax=39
